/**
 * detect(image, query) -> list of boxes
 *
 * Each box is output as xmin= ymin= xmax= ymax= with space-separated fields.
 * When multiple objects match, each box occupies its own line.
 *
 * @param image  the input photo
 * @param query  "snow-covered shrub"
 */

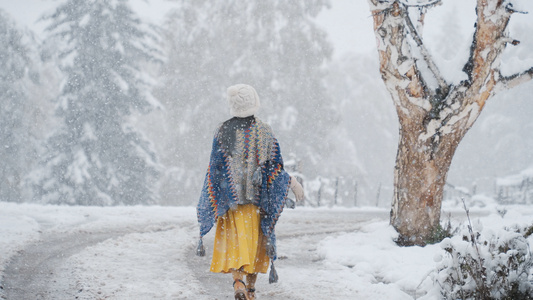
xmin=433 ymin=217 xmax=533 ymax=299
xmin=423 ymin=214 xmax=458 ymax=245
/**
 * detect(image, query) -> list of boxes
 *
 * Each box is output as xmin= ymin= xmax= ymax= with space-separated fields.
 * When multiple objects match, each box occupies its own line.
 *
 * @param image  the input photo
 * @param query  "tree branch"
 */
xmin=369 ymin=0 xmax=431 ymax=113
xmin=459 ymin=0 xmax=514 ymax=111
xmin=398 ymin=0 xmax=442 ymax=8
xmin=505 ymin=3 xmax=528 ymax=14
xmin=402 ymin=5 xmax=449 ymax=95
xmin=495 ymin=67 xmax=533 ymax=92
xmin=413 ymin=6 xmax=427 ymax=36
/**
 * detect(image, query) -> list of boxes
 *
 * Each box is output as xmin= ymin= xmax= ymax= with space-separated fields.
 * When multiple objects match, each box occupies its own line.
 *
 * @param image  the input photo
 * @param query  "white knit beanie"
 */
xmin=226 ymin=84 xmax=260 ymax=118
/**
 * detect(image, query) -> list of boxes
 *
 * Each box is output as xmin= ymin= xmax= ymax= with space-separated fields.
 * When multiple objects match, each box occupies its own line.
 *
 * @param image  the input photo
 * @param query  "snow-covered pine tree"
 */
xmin=0 ymin=10 xmax=39 ymax=203
xmin=155 ymin=0 xmax=333 ymax=204
xmin=31 ymin=0 xmax=161 ymax=205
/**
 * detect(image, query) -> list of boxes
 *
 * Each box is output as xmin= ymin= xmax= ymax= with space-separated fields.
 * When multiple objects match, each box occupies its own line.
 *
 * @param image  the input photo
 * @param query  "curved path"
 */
xmin=3 ymin=230 xmax=132 ymax=299
xmin=2 ymin=209 xmax=389 ymax=300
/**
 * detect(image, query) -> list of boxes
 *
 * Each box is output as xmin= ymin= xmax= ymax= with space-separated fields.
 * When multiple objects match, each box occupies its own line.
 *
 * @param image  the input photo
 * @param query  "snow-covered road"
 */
xmin=0 ymin=203 xmax=388 ymax=299
xmin=188 ymin=209 xmax=389 ymax=299
xmin=4 ymin=230 xmax=131 ymax=299
xmin=2 ymin=201 xmax=529 ymax=299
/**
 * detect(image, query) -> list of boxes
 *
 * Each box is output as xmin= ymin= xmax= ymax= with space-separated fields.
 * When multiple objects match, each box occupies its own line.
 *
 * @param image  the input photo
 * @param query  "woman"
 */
xmin=196 ymin=84 xmax=304 ymax=300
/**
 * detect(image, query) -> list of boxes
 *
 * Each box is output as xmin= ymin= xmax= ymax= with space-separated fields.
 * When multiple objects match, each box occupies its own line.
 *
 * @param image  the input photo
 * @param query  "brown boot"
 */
xmin=233 ymin=279 xmax=248 ymax=300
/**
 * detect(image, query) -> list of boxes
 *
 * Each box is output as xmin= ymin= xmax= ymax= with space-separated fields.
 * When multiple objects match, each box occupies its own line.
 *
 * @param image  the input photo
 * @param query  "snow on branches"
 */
xmin=368 ymin=0 xmax=533 ymax=141
xmin=367 ymin=0 xmax=533 ymax=245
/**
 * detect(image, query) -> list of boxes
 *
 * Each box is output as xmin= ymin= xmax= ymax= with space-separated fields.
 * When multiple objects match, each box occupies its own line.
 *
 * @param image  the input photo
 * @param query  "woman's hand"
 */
xmin=290 ymin=176 xmax=304 ymax=202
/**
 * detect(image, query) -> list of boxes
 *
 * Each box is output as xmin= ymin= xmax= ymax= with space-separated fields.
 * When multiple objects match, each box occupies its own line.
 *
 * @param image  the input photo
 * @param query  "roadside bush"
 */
xmin=433 ymin=209 xmax=533 ymax=299
xmin=425 ymin=214 xmax=457 ymax=245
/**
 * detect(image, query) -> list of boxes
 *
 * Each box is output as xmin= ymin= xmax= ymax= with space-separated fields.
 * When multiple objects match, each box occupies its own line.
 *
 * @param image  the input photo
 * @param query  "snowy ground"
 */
xmin=1 ymin=199 xmax=533 ymax=299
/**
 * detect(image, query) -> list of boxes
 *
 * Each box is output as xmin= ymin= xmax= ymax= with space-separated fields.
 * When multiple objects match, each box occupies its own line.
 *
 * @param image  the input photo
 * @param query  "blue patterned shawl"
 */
xmin=197 ymin=117 xmax=291 ymax=261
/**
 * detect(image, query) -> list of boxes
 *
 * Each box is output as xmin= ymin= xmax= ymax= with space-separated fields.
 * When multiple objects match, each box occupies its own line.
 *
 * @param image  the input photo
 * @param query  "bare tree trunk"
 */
xmin=367 ymin=0 xmax=533 ymax=245
xmin=392 ymin=121 xmax=463 ymax=245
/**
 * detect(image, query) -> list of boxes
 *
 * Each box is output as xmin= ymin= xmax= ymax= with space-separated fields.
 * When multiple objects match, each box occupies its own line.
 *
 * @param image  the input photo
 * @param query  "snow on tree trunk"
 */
xmin=367 ymin=0 xmax=533 ymax=245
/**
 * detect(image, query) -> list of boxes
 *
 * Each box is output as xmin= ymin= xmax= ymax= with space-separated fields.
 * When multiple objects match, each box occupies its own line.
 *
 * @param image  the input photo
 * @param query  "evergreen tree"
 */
xmin=155 ymin=0 xmax=333 ymax=204
xmin=0 ymin=10 xmax=38 ymax=202
xmin=31 ymin=0 xmax=161 ymax=205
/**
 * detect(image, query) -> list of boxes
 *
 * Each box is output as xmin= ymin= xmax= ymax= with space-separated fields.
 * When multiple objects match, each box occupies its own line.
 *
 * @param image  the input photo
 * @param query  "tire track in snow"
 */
xmin=2 ymin=230 xmax=130 ymax=300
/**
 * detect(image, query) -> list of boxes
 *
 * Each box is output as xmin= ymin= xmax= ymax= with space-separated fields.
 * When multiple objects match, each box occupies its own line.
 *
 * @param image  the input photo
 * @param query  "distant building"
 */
xmin=496 ymin=167 xmax=533 ymax=204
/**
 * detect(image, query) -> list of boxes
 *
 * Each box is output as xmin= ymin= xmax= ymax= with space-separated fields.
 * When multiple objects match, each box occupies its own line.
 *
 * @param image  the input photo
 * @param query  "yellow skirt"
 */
xmin=210 ymin=204 xmax=270 ymax=274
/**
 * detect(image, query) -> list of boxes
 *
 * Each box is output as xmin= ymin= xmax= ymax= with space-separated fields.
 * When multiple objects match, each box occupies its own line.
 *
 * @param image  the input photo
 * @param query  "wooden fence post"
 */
xmin=376 ymin=182 xmax=382 ymax=207
xmin=334 ymin=177 xmax=339 ymax=206
xmin=353 ymin=179 xmax=358 ymax=207
xmin=317 ymin=178 xmax=322 ymax=207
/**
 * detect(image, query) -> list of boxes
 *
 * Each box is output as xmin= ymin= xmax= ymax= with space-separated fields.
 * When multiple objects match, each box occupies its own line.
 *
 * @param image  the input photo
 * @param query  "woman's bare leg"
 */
xmin=246 ymin=273 xmax=257 ymax=300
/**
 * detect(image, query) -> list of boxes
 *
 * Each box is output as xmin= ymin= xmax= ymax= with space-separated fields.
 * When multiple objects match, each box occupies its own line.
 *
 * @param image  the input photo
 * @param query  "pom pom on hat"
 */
xmin=226 ymin=84 xmax=260 ymax=118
